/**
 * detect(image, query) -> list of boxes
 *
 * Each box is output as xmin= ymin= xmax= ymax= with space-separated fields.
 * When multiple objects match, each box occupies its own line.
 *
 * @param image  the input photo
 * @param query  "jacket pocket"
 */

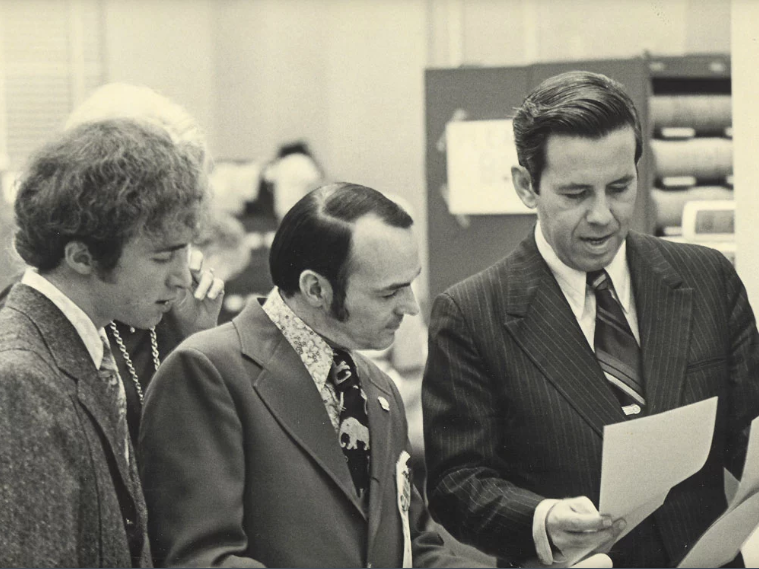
xmin=686 ymin=355 xmax=727 ymax=373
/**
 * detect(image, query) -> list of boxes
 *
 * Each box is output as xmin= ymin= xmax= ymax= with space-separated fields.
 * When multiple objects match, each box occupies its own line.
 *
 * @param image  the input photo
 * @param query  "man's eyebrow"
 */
xmin=556 ymin=175 xmax=635 ymax=191
xmin=152 ymin=243 xmax=188 ymax=253
xmin=376 ymin=268 xmax=423 ymax=292
xmin=556 ymin=182 xmax=592 ymax=191
xmin=609 ymin=174 xmax=635 ymax=185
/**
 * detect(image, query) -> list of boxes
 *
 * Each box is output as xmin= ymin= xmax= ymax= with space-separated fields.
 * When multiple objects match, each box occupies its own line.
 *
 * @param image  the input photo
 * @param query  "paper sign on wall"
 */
xmin=445 ymin=119 xmax=532 ymax=215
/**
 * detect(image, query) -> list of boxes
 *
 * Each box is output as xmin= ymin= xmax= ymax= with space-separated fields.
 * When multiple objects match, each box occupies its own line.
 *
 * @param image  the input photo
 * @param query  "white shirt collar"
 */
xmin=534 ymin=222 xmax=633 ymax=318
xmin=21 ymin=268 xmax=105 ymax=368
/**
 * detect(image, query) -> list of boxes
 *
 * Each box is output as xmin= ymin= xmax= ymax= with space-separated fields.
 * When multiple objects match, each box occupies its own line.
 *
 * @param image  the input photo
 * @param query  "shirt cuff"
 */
xmin=533 ymin=498 xmax=561 ymax=566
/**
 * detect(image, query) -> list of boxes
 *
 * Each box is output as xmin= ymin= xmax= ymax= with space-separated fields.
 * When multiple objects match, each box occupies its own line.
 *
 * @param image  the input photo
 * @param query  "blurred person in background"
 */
xmin=193 ymin=208 xmax=250 ymax=283
xmin=217 ymin=140 xmax=325 ymax=322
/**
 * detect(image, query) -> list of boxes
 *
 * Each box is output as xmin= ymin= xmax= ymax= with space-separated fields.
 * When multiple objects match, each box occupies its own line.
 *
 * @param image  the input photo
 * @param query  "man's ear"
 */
xmin=298 ymin=270 xmax=332 ymax=309
xmin=512 ymin=165 xmax=538 ymax=209
xmin=63 ymin=241 xmax=96 ymax=276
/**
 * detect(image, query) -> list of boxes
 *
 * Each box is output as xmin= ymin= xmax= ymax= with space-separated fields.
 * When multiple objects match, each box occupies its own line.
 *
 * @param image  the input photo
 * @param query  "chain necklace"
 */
xmin=108 ymin=322 xmax=161 ymax=405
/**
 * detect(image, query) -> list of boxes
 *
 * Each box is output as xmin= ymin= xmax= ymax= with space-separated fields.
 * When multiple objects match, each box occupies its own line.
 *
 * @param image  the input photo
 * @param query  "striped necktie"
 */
xmin=99 ymin=333 xmax=131 ymax=465
xmin=587 ymin=270 xmax=645 ymax=415
xmin=330 ymin=349 xmax=371 ymax=503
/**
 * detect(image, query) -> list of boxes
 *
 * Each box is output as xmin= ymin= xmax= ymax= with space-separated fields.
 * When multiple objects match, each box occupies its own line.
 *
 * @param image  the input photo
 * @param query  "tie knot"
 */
xmin=587 ymin=269 xmax=610 ymax=291
xmin=331 ymin=349 xmax=357 ymax=390
xmin=99 ymin=333 xmax=117 ymax=372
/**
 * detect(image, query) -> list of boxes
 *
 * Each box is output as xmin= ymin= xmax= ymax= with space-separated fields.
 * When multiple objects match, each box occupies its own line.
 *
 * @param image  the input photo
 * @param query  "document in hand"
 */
xmin=678 ymin=414 xmax=759 ymax=568
xmin=563 ymin=398 xmax=718 ymax=567
xmin=599 ymin=397 xmax=718 ymax=542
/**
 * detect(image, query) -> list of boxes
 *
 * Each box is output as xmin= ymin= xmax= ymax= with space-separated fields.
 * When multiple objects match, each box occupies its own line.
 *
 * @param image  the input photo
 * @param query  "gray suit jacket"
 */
xmin=139 ymin=300 xmax=478 ymax=568
xmin=0 ymin=284 xmax=151 ymax=567
xmin=423 ymin=231 xmax=759 ymax=567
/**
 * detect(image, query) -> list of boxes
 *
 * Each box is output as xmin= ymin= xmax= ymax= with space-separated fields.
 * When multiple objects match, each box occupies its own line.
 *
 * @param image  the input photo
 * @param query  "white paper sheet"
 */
xmin=678 ymin=414 xmax=759 ymax=567
xmin=679 ymin=491 xmax=759 ymax=568
xmin=445 ymin=119 xmax=532 ymax=215
xmin=730 ymin=415 xmax=759 ymax=508
xmin=599 ymin=397 xmax=718 ymax=539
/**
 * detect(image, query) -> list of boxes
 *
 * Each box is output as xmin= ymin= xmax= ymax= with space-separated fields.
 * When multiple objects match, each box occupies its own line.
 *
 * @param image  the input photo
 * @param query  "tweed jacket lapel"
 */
xmin=502 ymin=233 xmax=626 ymax=436
xmin=626 ymin=232 xmax=693 ymax=415
xmin=6 ymin=285 xmax=140 ymax=520
xmin=237 ymin=301 xmax=366 ymax=519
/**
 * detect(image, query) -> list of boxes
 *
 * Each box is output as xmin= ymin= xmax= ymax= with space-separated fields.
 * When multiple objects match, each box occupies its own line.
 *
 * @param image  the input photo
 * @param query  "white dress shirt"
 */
xmin=531 ymin=223 xmax=640 ymax=564
xmin=21 ymin=269 xmax=105 ymax=368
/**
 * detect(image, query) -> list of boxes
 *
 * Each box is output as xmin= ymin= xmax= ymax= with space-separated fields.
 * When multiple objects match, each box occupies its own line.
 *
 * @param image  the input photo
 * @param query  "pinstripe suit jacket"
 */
xmin=423 ymin=231 xmax=759 ymax=567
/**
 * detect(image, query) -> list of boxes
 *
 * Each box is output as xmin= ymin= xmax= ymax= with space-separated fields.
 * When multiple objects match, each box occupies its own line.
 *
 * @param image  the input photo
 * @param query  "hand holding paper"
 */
xmin=599 ymin=397 xmax=718 ymax=541
xmin=570 ymin=553 xmax=613 ymax=568
xmin=546 ymin=496 xmax=624 ymax=564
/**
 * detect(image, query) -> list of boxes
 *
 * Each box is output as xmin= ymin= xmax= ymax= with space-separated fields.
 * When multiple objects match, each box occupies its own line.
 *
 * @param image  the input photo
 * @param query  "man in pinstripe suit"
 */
xmin=423 ymin=71 xmax=759 ymax=567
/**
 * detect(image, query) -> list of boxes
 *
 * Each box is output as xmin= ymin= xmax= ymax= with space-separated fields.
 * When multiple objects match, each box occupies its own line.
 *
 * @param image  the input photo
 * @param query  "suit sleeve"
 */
xmin=138 ymin=347 xmax=266 ymax=568
xmin=0 ymin=353 xmax=87 ymax=567
xmin=721 ymin=255 xmax=759 ymax=478
xmin=422 ymin=292 xmax=544 ymax=563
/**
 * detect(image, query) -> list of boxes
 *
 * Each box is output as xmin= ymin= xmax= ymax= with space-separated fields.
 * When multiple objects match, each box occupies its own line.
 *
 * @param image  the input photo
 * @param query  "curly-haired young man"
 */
xmin=0 ymin=118 xmax=211 ymax=567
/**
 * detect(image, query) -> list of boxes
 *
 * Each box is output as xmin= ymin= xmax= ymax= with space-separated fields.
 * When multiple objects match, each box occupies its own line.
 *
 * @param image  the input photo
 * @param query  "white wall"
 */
xmin=429 ymin=0 xmax=730 ymax=68
xmin=212 ymin=0 xmax=331 ymax=163
xmin=99 ymin=0 xmax=731 ymax=302
xmin=733 ymin=3 xmax=759 ymax=316
xmin=320 ymin=1 xmax=427 ymax=252
xmin=102 ymin=0 xmax=217 ymax=156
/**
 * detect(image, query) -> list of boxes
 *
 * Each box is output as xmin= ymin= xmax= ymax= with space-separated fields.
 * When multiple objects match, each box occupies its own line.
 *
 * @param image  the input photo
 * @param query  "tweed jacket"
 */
xmin=0 ymin=284 xmax=151 ymax=567
xmin=423 ymin=231 xmax=759 ymax=567
xmin=138 ymin=300 xmax=478 ymax=568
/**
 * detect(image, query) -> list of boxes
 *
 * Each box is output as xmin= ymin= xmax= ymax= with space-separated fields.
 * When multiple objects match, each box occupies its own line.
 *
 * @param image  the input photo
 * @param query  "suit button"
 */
xmin=125 ymin=517 xmax=134 ymax=526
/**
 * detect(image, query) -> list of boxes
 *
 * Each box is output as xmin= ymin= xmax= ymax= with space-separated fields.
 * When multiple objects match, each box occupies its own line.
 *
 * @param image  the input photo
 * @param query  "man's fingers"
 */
xmin=188 ymin=247 xmax=204 ymax=274
xmin=551 ymin=527 xmax=616 ymax=552
xmin=549 ymin=499 xmax=610 ymax=533
xmin=571 ymin=553 xmax=613 ymax=568
xmin=207 ymin=277 xmax=225 ymax=300
xmin=193 ymin=270 xmax=215 ymax=299
xmin=561 ymin=512 xmax=611 ymax=532
xmin=568 ymin=496 xmax=598 ymax=514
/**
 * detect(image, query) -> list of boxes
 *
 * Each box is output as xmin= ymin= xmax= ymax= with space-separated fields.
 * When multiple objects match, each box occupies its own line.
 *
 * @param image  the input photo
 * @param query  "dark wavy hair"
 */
xmin=512 ymin=70 xmax=642 ymax=192
xmin=14 ymin=118 xmax=209 ymax=272
xmin=269 ymin=182 xmax=413 ymax=321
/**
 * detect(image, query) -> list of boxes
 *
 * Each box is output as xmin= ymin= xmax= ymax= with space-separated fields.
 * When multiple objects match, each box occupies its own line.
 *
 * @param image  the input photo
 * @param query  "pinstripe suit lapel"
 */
xmin=502 ymin=235 xmax=625 ymax=437
xmin=627 ymin=232 xmax=693 ymax=415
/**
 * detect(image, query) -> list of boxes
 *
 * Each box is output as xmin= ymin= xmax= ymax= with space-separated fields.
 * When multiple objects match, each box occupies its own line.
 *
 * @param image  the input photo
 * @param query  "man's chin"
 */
xmin=368 ymin=333 xmax=396 ymax=352
xmin=119 ymin=313 xmax=164 ymax=331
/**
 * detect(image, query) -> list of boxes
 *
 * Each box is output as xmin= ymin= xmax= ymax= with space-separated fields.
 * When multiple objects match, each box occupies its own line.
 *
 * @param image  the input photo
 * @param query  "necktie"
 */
xmin=330 ymin=349 xmax=371 ymax=501
xmin=587 ymin=270 xmax=646 ymax=414
xmin=99 ymin=333 xmax=131 ymax=466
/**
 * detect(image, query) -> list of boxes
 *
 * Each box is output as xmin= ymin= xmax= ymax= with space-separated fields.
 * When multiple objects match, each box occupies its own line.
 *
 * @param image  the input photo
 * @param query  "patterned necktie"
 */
xmin=99 ymin=333 xmax=131 ymax=466
xmin=587 ymin=270 xmax=646 ymax=413
xmin=330 ymin=349 xmax=371 ymax=501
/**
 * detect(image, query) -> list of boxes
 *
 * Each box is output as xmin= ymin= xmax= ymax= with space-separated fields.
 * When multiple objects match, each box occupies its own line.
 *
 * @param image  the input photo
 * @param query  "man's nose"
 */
xmin=168 ymin=253 xmax=193 ymax=289
xmin=398 ymin=287 xmax=420 ymax=316
xmin=587 ymin=194 xmax=614 ymax=225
